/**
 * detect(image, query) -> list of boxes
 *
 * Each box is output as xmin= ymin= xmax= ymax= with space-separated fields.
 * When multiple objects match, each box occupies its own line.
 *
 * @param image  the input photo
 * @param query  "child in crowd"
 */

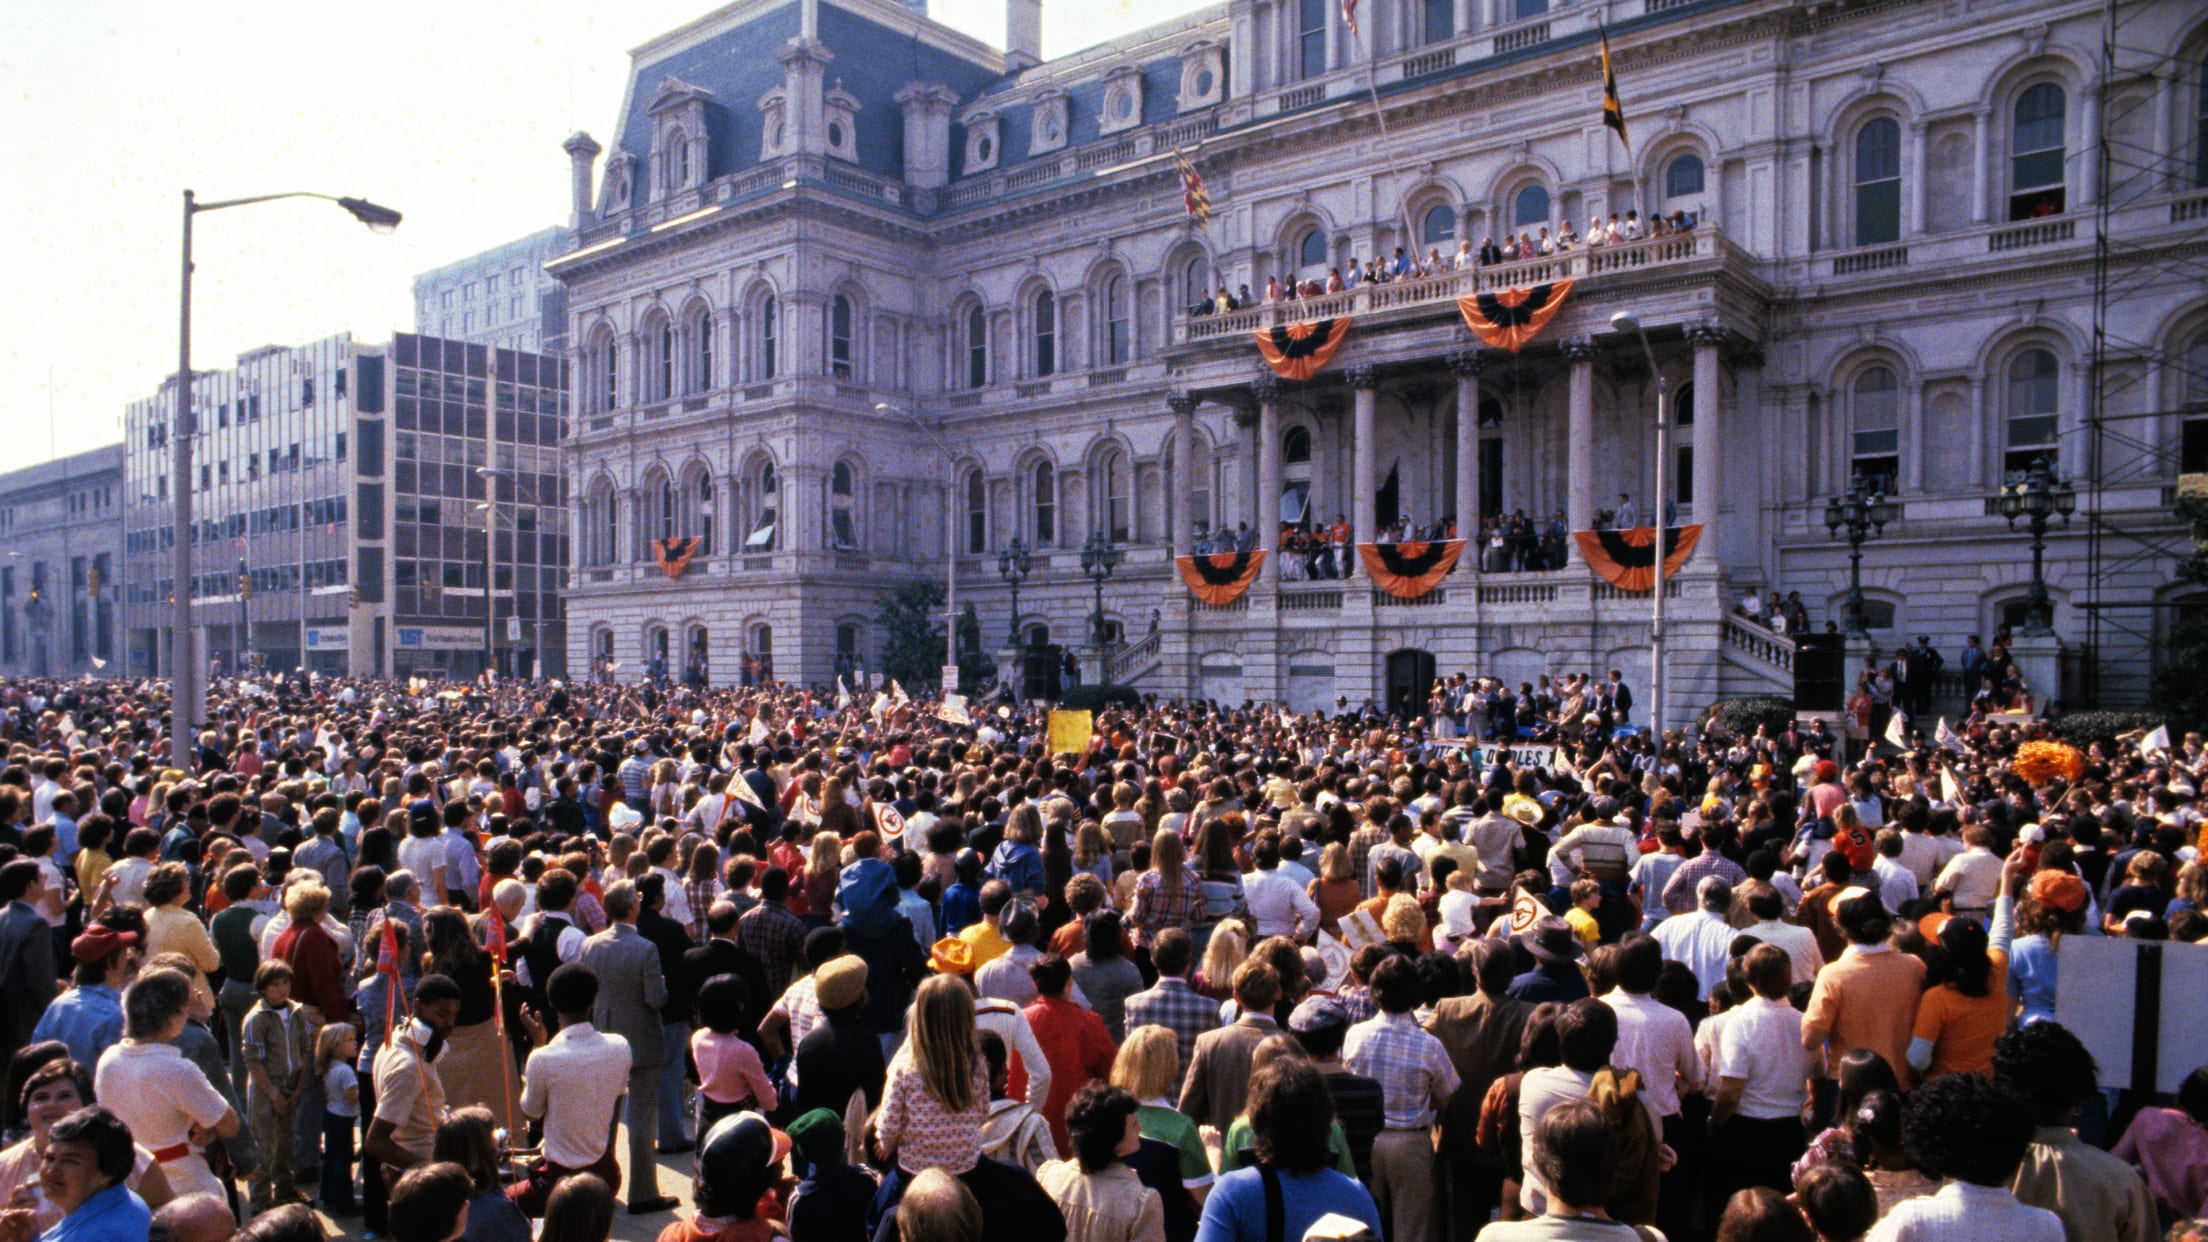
xmin=691 ymin=974 xmax=776 ymax=1139
xmin=242 ymin=959 xmax=316 ymax=1211
xmin=977 ymin=1029 xmax=1056 ymax=1173
xmin=318 ymin=1021 xmax=361 ymax=1215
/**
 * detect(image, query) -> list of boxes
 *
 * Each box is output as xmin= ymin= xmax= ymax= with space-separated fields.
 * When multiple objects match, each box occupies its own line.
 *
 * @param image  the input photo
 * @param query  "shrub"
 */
xmin=2048 ymin=710 xmax=2162 ymax=749
xmin=1059 ymin=683 xmax=1142 ymax=711
xmin=1704 ymin=695 xmax=1796 ymax=740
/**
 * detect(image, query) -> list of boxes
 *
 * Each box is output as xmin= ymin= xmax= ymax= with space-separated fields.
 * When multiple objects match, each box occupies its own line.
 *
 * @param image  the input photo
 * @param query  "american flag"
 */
xmin=1175 ymin=150 xmax=1212 ymax=226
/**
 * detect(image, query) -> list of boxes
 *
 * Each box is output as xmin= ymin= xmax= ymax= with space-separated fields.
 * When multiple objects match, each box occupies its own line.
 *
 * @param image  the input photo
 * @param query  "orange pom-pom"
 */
xmin=2014 ymin=740 xmax=2084 ymax=786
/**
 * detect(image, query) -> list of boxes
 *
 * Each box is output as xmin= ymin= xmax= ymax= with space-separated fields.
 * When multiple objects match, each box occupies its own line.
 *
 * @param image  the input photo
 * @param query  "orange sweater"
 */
xmin=1801 ymin=944 xmax=1925 ymax=1087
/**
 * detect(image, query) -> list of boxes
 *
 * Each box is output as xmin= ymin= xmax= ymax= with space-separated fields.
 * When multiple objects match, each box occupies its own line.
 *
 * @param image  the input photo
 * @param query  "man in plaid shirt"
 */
xmin=1344 ymin=955 xmax=1459 ymax=1242
xmin=1121 ymin=929 xmax=1219 ymax=1095
xmin=1661 ymin=819 xmax=1749 ymax=917
xmin=1348 ymin=797 xmax=1394 ymax=897
xmin=736 ymin=865 xmax=807 ymax=996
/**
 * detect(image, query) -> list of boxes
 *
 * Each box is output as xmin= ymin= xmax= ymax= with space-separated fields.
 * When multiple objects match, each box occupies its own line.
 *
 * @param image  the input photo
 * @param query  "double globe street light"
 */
xmin=1824 ymin=473 xmax=1895 ymax=638
xmin=1996 ymin=457 xmax=2076 ymax=637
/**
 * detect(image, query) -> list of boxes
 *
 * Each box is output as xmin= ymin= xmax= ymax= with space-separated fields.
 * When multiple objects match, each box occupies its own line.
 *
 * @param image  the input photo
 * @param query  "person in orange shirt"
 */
xmin=1802 ymin=889 xmax=1925 ymax=1095
xmin=1907 ymin=916 xmax=2007 ymax=1080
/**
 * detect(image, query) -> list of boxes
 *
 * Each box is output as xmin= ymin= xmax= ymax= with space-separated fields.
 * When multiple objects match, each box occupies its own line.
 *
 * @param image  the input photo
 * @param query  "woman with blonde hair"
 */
xmin=1110 ymin=1026 xmax=1211 ymax=1212
xmin=1309 ymin=842 xmax=1361 ymax=937
xmin=1102 ymin=782 xmax=1146 ymax=866
xmin=648 ymin=758 xmax=681 ymax=820
xmin=143 ymin=861 xmax=222 ymax=997
xmin=877 ymin=974 xmax=991 ymax=1177
xmin=272 ymin=878 xmax=353 ymax=1026
xmin=1127 ymin=829 xmax=1204 ymax=955
xmin=1073 ymin=823 xmax=1116 ymax=893
xmin=804 ymin=831 xmax=842 ymax=927
xmin=1194 ymin=919 xmax=1248 ymax=1003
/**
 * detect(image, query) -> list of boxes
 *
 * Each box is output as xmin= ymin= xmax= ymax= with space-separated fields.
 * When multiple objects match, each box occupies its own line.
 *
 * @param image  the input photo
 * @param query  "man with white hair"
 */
xmin=1652 ymin=876 xmax=1739 ymax=999
xmin=359 ymin=871 xmax=427 ymax=995
xmin=256 ymin=868 xmax=355 ymax=962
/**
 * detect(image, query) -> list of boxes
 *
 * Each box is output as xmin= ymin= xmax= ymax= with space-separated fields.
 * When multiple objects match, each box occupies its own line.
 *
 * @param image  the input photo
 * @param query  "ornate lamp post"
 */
xmin=1079 ymin=530 xmax=1121 ymax=648
xmin=1823 ymin=472 xmax=1895 ymax=637
xmin=996 ymin=538 xmax=1032 ymax=645
xmin=1995 ymin=456 xmax=2075 ymax=637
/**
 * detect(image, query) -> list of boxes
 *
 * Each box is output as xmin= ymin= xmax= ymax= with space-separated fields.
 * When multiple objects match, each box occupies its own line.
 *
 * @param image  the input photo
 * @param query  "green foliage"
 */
xmin=877 ymin=581 xmax=949 ymax=691
xmin=1059 ymin=683 xmax=1142 ymax=711
xmin=2049 ymin=709 xmax=2166 ymax=748
xmin=1704 ymin=695 xmax=1797 ymax=740
xmin=2147 ymin=492 xmax=2208 ymax=731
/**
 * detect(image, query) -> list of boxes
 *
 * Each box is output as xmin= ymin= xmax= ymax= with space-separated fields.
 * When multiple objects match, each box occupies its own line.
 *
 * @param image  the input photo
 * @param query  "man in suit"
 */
xmin=575 ymin=879 xmax=674 ymax=1214
xmin=1176 ymin=958 xmax=1283 ymax=1132
xmin=1607 ymin=669 xmax=1634 ymax=727
xmin=0 ymin=861 xmax=59 ymax=1067
xmin=683 ymin=900 xmax=771 ymax=1048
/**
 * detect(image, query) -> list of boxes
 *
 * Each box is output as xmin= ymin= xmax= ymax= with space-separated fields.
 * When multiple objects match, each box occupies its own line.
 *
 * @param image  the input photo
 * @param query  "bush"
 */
xmin=1059 ymin=683 xmax=1142 ymax=711
xmin=1704 ymin=695 xmax=1796 ymax=740
xmin=2049 ymin=710 xmax=2163 ymax=749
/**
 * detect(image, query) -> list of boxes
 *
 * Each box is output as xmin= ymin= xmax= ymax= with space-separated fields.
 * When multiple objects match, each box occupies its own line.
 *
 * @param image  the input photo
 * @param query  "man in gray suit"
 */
xmin=575 ymin=879 xmax=674 ymax=1214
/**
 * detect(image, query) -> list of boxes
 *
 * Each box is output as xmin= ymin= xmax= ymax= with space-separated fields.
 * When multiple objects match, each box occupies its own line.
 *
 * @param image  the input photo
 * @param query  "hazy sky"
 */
xmin=0 ymin=0 xmax=1203 ymax=467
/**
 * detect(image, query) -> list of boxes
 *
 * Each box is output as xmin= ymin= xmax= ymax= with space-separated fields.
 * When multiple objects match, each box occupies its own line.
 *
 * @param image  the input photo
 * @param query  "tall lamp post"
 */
xmin=1079 ymin=530 xmax=1121 ymax=650
xmin=475 ymin=466 xmax=512 ymax=679
xmin=996 ymin=538 xmax=1032 ymax=646
xmin=1609 ymin=312 xmax=1669 ymax=736
xmin=1823 ymin=473 xmax=1894 ymax=637
xmin=170 ymin=189 xmax=400 ymax=769
xmin=877 ymin=403 xmax=960 ymax=682
xmin=1996 ymin=457 xmax=2076 ymax=637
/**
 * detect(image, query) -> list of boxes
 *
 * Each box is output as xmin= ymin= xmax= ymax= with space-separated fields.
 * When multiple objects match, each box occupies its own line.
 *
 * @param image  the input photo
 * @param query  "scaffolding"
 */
xmin=2080 ymin=0 xmax=2208 ymax=707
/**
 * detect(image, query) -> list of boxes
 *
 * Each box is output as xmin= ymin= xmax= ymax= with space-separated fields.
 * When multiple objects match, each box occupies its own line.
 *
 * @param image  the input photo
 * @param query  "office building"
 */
xmin=0 ymin=446 xmax=125 ymax=680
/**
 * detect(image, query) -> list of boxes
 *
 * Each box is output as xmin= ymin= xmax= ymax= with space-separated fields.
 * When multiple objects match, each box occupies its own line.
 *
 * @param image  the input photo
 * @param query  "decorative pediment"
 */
xmin=1030 ymin=87 xmax=1070 ymax=155
xmin=604 ymin=150 xmax=638 ymax=214
xmin=961 ymin=105 xmax=1002 ymax=174
xmin=646 ymin=77 xmax=716 ymax=114
xmin=758 ymin=88 xmax=790 ymax=160
xmin=825 ymin=83 xmax=862 ymax=164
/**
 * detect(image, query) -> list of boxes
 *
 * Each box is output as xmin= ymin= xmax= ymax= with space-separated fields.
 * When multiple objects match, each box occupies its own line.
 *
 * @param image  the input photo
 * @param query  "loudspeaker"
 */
xmin=1794 ymin=633 xmax=1846 ymax=712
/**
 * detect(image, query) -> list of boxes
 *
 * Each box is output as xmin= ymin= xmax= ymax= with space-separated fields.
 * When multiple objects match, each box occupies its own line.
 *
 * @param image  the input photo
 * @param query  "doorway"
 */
xmin=1384 ymin=648 xmax=1436 ymax=721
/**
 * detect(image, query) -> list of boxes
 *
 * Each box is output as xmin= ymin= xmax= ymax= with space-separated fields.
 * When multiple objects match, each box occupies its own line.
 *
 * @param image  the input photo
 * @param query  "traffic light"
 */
xmin=237 ymin=561 xmax=250 ymax=599
xmin=348 ymin=587 xmax=361 ymax=609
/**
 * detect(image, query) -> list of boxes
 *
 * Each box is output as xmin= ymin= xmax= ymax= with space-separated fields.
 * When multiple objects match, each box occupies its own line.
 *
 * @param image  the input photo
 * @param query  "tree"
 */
xmin=2149 ymin=492 xmax=2208 ymax=730
xmin=877 ymin=580 xmax=948 ymax=691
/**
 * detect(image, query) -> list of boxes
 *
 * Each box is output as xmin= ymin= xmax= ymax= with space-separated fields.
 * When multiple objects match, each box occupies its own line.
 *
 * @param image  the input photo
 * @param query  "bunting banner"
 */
xmin=1457 ymin=280 xmax=1575 ymax=353
xmin=1571 ymin=523 xmax=1703 ymax=592
xmin=1255 ymin=318 xmax=1353 ymax=382
xmin=652 ymin=536 xmax=701 ymax=579
xmin=1356 ymin=540 xmax=1465 ymax=599
xmin=1175 ymin=550 xmax=1266 ymax=606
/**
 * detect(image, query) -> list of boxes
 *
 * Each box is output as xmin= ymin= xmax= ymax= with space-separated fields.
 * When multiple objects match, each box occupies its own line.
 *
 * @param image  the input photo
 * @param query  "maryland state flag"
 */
xmin=1176 ymin=149 xmax=1212 ymax=226
xmin=652 ymin=536 xmax=701 ymax=579
xmin=1357 ymin=540 xmax=1464 ymax=600
xmin=1175 ymin=549 xmax=1266 ymax=606
xmin=1572 ymin=524 xmax=1703 ymax=592
xmin=1457 ymin=281 xmax=1574 ymax=353
xmin=1256 ymin=318 xmax=1353 ymax=381
xmin=1600 ymin=24 xmax=1628 ymax=151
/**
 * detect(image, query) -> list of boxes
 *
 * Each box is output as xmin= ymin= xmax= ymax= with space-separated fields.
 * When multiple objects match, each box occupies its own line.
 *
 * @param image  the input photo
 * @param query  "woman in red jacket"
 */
xmin=1022 ymin=952 xmax=1118 ymax=1154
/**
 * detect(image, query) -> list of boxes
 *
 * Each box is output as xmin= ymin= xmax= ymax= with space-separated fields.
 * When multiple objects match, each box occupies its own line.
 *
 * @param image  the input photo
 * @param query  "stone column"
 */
xmin=1167 ymin=392 xmax=1200 ymax=556
xmin=1562 ymin=339 xmax=1599 ymax=542
xmin=1447 ymin=350 xmax=1484 ymax=540
xmin=1966 ymin=375 xmax=1988 ymax=489
xmin=1970 ymin=109 xmax=1991 ymax=224
xmin=1688 ymin=324 xmax=1726 ymax=527
xmin=1252 ymin=373 xmax=1283 ymax=551
xmin=2079 ymin=83 xmax=2102 ymax=207
xmin=1347 ymin=364 xmax=1380 ymax=577
xmin=1906 ymin=121 xmax=1928 ymax=237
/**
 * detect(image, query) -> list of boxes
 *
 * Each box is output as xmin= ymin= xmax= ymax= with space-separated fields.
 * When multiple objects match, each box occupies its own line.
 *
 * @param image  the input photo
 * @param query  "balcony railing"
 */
xmin=1174 ymin=228 xmax=1723 ymax=345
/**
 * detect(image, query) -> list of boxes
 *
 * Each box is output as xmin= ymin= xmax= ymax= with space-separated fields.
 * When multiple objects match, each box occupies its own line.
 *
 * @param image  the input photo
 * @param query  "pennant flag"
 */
xmin=1175 ymin=149 xmax=1212 ymax=226
xmin=1356 ymin=540 xmax=1465 ymax=599
xmin=1255 ymin=318 xmax=1353 ymax=382
xmin=939 ymin=694 xmax=971 ymax=725
xmin=1175 ymin=549 xmax=1266 ymax=606
xmin=1940 ymin=766 xmax=1963 ymax=806
xmin=90 ymin=656 xmax=107 ymax=670
xmin=870 ymin=692 xmax=890 ymax=722
xmin=1571 ymin=523 xmax=1702 ymax=592
xmin=731 ymin=774 xmax=766 ymax=810
xmin=1884 ymin=709 xmax=1910 ymax=752
xmin=652 ymin=536 xmax=701 ymax=579
xmin=1599 ymin=24 xmax=1628 ymax=151
xmin=1047 ymin=709 xmax=1095 ymax=758
xmin=1457 ymin=281 xmax=1575 ymax=353
xmin=1341 ymin=0 xmax=1359 ymax=38
xmin=747 ymin=715 xmax=769 ymax=745
xmin=891 ymin=680 xmax=910 ymax=708
xmin=1935 ymin=717 xmax=1964 ymax=753
xmin=1507 ymin=889 xmax=1545 ymax=935
xmin=2142 ymin=723 xmax=2171 ymax=756
xmin=836 ymin=677 xmax=852 ymax=711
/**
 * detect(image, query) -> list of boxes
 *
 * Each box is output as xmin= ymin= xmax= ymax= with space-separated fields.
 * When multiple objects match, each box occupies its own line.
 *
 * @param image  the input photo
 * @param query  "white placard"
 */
xmin=2053 ymin=935 xmax=2208 ymax=1093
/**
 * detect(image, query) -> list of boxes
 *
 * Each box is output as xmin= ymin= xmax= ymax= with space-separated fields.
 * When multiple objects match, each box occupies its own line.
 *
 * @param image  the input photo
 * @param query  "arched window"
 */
xmin=745 ymin=463 xmax=778 ymax=550
xmin=655 ymin=319 xmax=674 ymax=401
xmin=1033 ymin=290 xmax=1056 ymax=377
xmin=834 ymin=624 xmax=860 ymax=677
xmin=1283 ymin=425 xmax=1312 ymax=464
xmin=964 ymin=470 xmax=988 ymax=554
xmin=1298 ymin=229 xmax=1328 ymax=270
xmin=589 ymin=481 xmax=618 ymax=566
xmin=1854 ymin=118 xmax=1902 ymax=246
xmin=2182 ymin=329 xmax=2208 ymax=474
xmin=695 ymin=473 xmax=715 ymax=554
xmin=1850 ymin=366 xmax=1901 ymax=493
xmin=2005 ymin=348 xmax=2061 ymax=476
xmin=667 ymin=129 xmax=690 ymax=189
xmin=1672 ymin=384 xmax=1696 ymax=507
xmin=601 ymin=337 xmax=618 ymax=412
xmin=1423 ymin=0 xmax=1452 ymax=43
xmin=1665 ymin=153 xmax=1706 ymax=199
xmin=1512 ymin=184 xmax=1550 ymax=229
xmin=692 ymin=311 xmax=713 ymax=392
xmin=1181 ymin=256 xmax=1210 ymax=311
xmin=1421 ymin=204 xmax=1456 ymax=245
xmin=759 ymin=296 xmax=778 ymax=379
xmin=1101 ymin=450 xmax=1130 ymax=541
xmin=829 ymin=462 xmax=856 ymax=549
xmin=2011 ymin=83 xmax=2067 ymax=219
xmin=1034 ymin=461 xmax=1056 ymax=545
xmin=650 ymin=473 xmax=677 ymax=544
xmin=966 ymin=304 xmax=989 ymax=389
xmin=1104 ymin=277 xmax=1131 ymax=365
xmin=829 ymin=294 xmax=854 ymax=379
xmin=747 ymin=624 xmax=773 ymax=684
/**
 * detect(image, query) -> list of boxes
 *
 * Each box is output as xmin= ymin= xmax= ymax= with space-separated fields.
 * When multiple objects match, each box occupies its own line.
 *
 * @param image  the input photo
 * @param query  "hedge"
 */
xmin=1705 ymin=695 xmax=1797 ymax=740
xmin=2048 ymin=710 xmax=2163 ymax=749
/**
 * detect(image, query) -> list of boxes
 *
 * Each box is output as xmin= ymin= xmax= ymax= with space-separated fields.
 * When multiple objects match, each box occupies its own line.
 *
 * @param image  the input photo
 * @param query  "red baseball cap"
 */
xmin=71 ymin=926 xmax=139 ymax=964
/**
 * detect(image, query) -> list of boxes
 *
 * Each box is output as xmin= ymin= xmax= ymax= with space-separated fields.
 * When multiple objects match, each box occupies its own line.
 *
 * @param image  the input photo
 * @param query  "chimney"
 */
xmin=563 ymin=132 xmax=602 ymax=231
xmin=1005 ymin=0 xmax=1041 ymax=71
xmin=896 ymin=82 xmax=957 ymax=190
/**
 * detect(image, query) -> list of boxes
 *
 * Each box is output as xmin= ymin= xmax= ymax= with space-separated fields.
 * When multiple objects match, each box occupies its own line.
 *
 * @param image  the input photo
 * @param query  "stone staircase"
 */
xmin=1717 ymin=615 xmax=1796 ymax=700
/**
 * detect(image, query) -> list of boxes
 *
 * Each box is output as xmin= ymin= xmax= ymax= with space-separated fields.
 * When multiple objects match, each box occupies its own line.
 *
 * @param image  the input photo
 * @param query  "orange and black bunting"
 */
xmin=1175 ymin=550 xmax=1266 ymax=605
xmin=653 ymin=536 xmax=701 ymax=580
xmin=1572 ymin=524 xmax=1703 ymax=592
xmin=1255 ymin=318 xmax=1353 ymax=382
xmin=1456 ymin=279 xmax=1575 ymax=354
xmin=1357 ymin=540 xmax=1464 ymax=599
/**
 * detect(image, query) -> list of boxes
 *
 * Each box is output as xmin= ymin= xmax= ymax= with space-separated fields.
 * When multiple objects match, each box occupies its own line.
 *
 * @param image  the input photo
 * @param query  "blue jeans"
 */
xmin=320 ymin=1111 xmax=357 ymax=1211
xmin=658 ymin=1019 xmax=691 ymax=1147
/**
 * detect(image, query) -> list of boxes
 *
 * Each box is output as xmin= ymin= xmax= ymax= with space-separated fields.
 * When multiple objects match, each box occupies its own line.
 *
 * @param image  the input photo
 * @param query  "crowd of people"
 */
xmin=0 ymin=666 xmax=2200 ymax=1242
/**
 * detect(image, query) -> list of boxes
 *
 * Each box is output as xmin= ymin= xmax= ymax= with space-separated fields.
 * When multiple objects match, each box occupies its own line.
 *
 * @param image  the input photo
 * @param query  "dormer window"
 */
xmin=1178 ymin=41 xmax=1225 ymax=112
xmin=1030 ymin=89 xmax=1070 ymax=154
xmin=824 ymin=85 xmax=862 ymax=164
xmin=962 ymin=107 xmax=1002 ymax=174
xmin=759 ymin=89 xmax=790 ymax=161
xmin=1100 ymin=66 xmax=1144 ymax=136
xmin=644 ymin=78 xmax=714 ymax=203
xmin=604 ymin=151 xmax=637 ymax=214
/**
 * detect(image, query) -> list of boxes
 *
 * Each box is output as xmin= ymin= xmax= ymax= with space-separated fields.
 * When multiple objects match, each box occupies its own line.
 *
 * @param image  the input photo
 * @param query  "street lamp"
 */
xmin=1823 ymin=472 xmax=1895 ymax=637
xmin=1609 ymin=311 xmax=1669 ymax=736
xmin=877 ymin=403 xmax=960 ymax=683
xmin=169 ymin=188 xmax=400 ymax=769
xmin=1995 ymin=456 xmax=2076 ymax=637
xmin=996 ymin=538 xmax=1032 ymax=646
xmin=1079 ymin=530 xmax=1122 ymax=649
xmin=476 ymin=466 xmax=512 ymax=680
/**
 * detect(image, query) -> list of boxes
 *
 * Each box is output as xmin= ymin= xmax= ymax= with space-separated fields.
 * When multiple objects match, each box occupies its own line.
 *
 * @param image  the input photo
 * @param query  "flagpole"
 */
xmin=1340 ymin=9 xmax=1422 ymax=269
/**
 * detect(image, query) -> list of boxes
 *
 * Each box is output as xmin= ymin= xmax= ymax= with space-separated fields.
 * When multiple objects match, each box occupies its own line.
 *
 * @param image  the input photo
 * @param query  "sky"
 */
xmin=0 ymin=0 xmax=1206 ymax=468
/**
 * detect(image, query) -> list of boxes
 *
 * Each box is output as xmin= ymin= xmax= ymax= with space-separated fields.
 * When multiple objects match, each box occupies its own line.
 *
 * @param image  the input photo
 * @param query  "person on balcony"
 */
xmin=1478 ymin=237 xmax=1502 ymax=265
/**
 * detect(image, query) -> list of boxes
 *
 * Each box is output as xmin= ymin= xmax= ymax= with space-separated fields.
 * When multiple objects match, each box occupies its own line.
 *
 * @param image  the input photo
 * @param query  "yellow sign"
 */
xmin=1046 ymin=709 xmax=1094 ymax=758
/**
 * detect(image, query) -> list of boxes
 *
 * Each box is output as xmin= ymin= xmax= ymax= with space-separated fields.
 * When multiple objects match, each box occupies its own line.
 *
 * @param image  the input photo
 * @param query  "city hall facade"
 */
xmin=551 ymin=0 xmax=2205 ymax=720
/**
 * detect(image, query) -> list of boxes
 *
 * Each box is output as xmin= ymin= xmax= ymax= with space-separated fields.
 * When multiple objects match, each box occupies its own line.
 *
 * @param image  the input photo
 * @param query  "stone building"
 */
xmin=0 ymin=447 xmax=125 ymax=680
xmin=551 ymin=0 xmax=2205 ymax=722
